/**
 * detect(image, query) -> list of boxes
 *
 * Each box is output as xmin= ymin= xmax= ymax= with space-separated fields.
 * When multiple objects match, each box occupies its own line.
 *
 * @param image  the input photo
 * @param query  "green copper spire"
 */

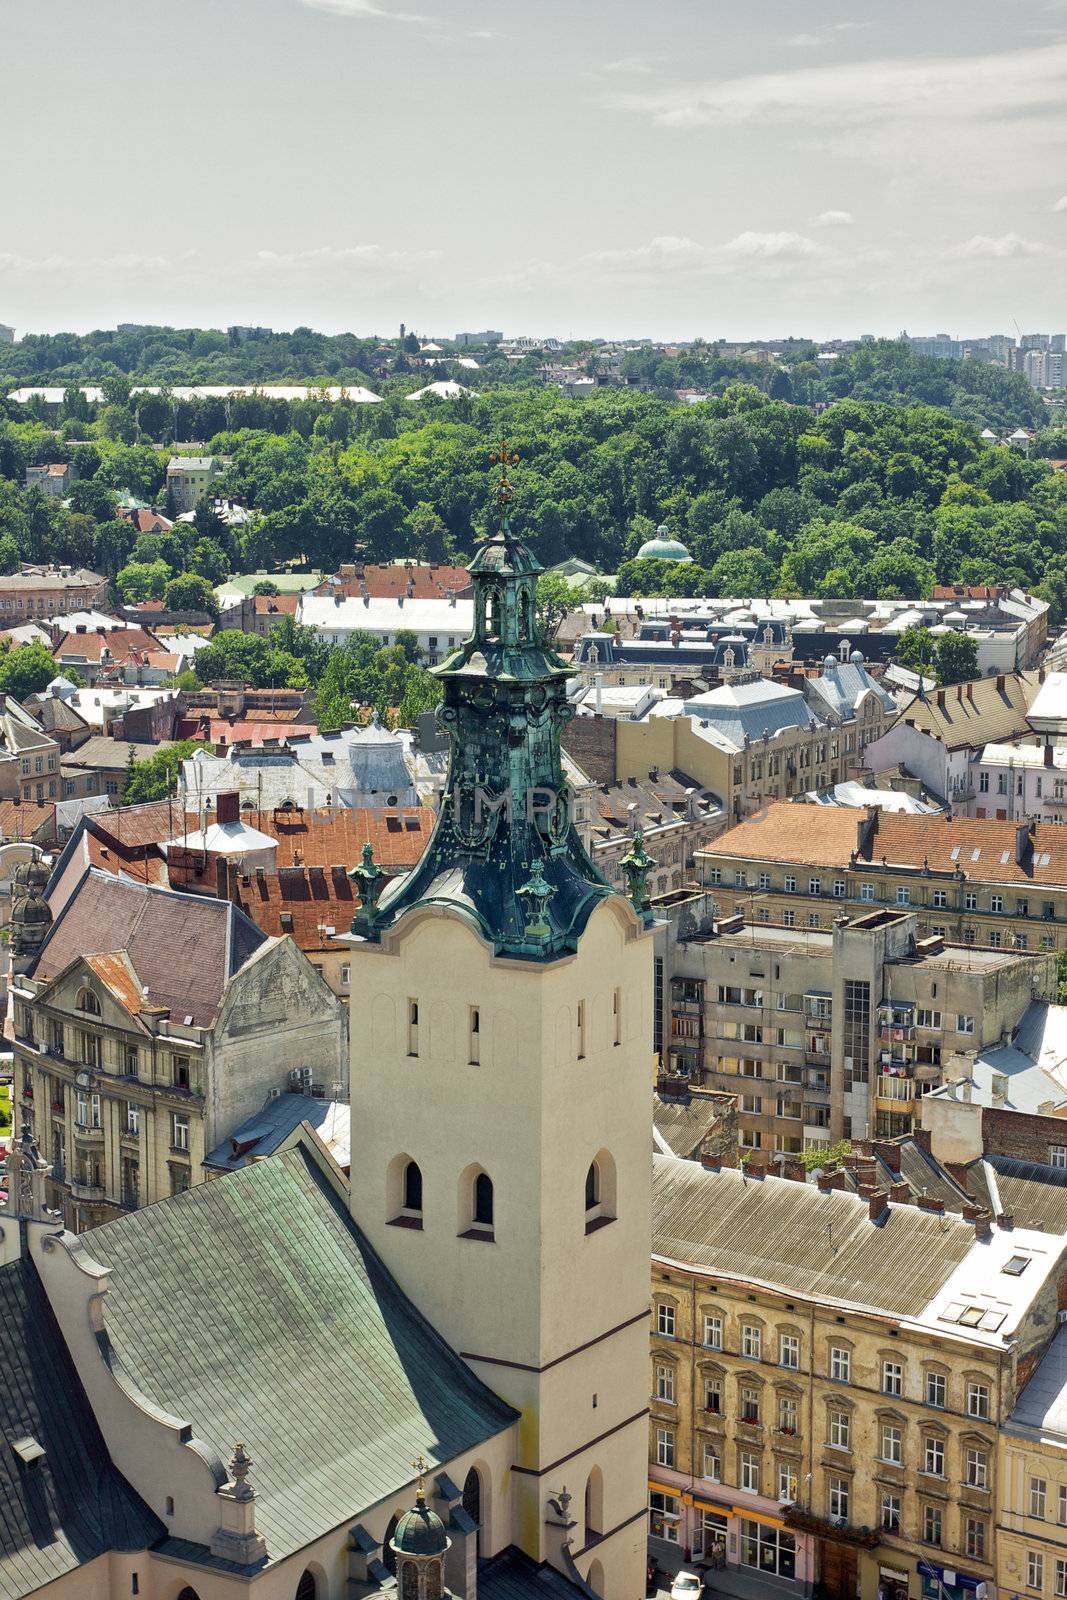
xmin=355 ymin=441 xmax=615 ymax=959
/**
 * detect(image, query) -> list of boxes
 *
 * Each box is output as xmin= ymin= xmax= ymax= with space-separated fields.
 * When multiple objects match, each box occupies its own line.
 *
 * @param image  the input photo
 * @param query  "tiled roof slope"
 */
xmin=652 ymin=1155 xmax=976 ymax=1316
xmin=243 ymin=805 xmax=435 ymax=868
xmin=231 ymin=866 xmax=355 ymax=951
xmin=895 ymin=671 xmax=1040 ymax=750
xmin=0 ymin=1257 xmax=163 ymax=1598
xmin=32 ymin=869 xmax=266 ymax=1027
xmin=706 ymin=803 xmax=1067 ymax=886
xmin=87 ymin=1146 xmax=517 ymax=1562
xmin=478 ymin=1548 xmax=595 ymax=1600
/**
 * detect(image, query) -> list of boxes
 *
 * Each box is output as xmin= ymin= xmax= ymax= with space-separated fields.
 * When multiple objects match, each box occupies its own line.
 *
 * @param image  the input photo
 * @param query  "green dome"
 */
xmin=637 ymin=526 xmax=692 ymax=563
xmin=392 ymin=1499 xmax=449 ymax=1558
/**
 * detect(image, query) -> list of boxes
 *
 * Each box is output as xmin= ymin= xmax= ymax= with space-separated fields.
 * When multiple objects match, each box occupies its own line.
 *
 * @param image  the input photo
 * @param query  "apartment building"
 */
xmin=165 ymin=454 xmax=219 ymax=512
xmin=607 ymin=664 xmax=895 ymax=825
xmin=658 ymin=904 xmax=1046 ymax=1149
xmin=649 ymin=1156 xmax=1067 ymax=1600
xmin=697 ymin=803 xmax=1067 ymax=954
xmin=999 ymin=1326 xmax=1067 ymax=1600
xmin=0 ymin=696 xmax=61 ymax=804
xmin=0 ymin=563 xmax=106 ymax=620
xmin=8 ymin=866 xmax=344 ymax=1230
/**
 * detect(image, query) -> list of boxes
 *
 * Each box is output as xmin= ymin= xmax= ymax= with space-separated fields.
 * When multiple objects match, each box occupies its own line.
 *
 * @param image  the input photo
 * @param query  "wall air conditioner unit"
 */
xmin=267 ymin=1087 xmax=281 ymax=1101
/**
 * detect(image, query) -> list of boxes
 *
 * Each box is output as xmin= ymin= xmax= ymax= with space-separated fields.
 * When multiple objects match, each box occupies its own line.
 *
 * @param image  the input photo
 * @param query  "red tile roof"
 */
xmin=231 ymin=866 xmax=355 ymax=952
xmin=52 ymin=627 xmax=162 ymax=664
xmin=240 ymin=805 xmax=435 ymax=869
xmin=318 ymin=564 xmax=471 ymax=599
xmin=254 ymin=594 xmax=300 ymax=617
xmin=0 ymin=800 xmax=56 ymax=844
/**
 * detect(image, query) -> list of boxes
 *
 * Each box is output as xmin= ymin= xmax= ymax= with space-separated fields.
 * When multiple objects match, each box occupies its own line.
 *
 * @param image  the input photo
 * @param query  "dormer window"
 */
xmin=77 ymin=987 xmax=100 ymax=1016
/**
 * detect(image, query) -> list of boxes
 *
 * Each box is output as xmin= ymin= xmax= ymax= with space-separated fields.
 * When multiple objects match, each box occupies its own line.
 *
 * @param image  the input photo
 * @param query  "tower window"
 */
xmin=474 ymin=1172 xmax=494 ymax=1228
xmin=404 ymin=1160 xmax=423 ymax=1214
xmin=585 ymin=1150 xmax=617 ymax=1233
xmin=577 ymin=1000 xmax=586 ymax=1061
xmin=585 ymin=1162 xmax=600 ymax=1212
xmin=407 ymin=999 xmax=419 ymax=1057
xmin=613 ymin=987 xmax=622 ymax=1046
xmin=469 ymin=1006 xmax=480 ymax=1065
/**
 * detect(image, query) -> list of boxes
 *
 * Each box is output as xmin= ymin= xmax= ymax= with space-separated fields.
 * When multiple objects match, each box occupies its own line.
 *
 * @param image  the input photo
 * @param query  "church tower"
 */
xmin=346 ymin=446 xmax=653 ymax=1599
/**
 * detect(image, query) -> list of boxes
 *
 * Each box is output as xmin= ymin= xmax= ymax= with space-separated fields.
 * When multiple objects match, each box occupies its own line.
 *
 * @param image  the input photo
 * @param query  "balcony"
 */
xmin=783 ymin=1506 xmax=879 ymax=1549
xmin=72 ymin=1122 xmax=104 ymax=1143
xmin=68 ymin=1178 xmax=106 ymax=1202
xmin=879 ymin=1023 xmax=916 ymax=1043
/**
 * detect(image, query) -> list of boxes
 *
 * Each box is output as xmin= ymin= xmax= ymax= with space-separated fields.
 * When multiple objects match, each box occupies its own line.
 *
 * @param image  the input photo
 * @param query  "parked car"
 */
xmin=670 ymin=1573 xmax=704 ymax=1600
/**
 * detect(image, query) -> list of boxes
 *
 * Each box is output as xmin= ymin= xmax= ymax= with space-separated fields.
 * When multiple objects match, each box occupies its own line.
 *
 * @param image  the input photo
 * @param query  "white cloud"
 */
xmin=610 ymin=40 xmax=1067 ymax=138
xmin=467 ymin=29 xmax=499 ymax=38
xmin=1053 ymin=194 xmax=1067 ymax=211
xmin=949 ymin=232 xmax=1054 ymax=259
xmin=717 ymin=231 xmax=822 ymax=259
xmin=598 ymin=55 xmax=655 ymax=74
xmin=787 ymin=33 xmax=821 ymax=47
xmin=814 ymin=209 xmax=854 ymax=226
xmin=297 ymin=0 xmax=432 ymax=21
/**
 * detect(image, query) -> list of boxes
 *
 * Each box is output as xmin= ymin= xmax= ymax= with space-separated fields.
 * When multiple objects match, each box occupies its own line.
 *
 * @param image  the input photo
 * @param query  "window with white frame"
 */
xmin=1028 ymin=1552 xmax=1044 ymax=1591
xmin=704 ymin=1313 xmax=723 ymax=1349
xmin=1058 ymin=1561 xmax=1067 ymax=1600
xmin=703 ymin=1445 xmax=721 ymax=1482
xmin=923 ymin=1437 xmax=945 ymax=1477
xmin=925 ymin=1371 xmax=946 ymax=1408
xmin=778 ymin=1464 xmax=798 ymax=1502
xmin=1031 ymin=1477 xmax=1048 ymax=1519
xmin=1052 ymin=1146 xmax=1067 ymax=1170
xmin=880 ymin=1424 xmax=902 ymax=1464
xmin=829 ymin=1410 xmax=850 ymax=1450
xmin=740 ymin=1452 xmax=760 ymax=1494
xmin=657 ymin=1303 xmax=676 ymax=1338
xmin=924 ymin=1505 xmax=942 ymax=1546
xmin=172 ymin=1113 xmax=189 ymax=1152
xmin=967 ymin=1381 xmax=990 ymax=1419
xmin=881 ymin=1493 xmax=901 ymax=1533
xmin=1059 ymin=1484 xmax=1067 ymax=1524
xmin=829 ymin=1345 xmax=851 ymax=1383
xmin=882 ymin=1360 xmax=903 ymax=1396
xmin=655 ymin=1364 xmax=675 ymax=1403
xmin=965 ymin=1447 xmax=988 ymax=1488
xmin=860 ymin=883 xmax=874 ymax=902
xmin=965 ymin=1518 xmax=986 ymax=1560
xmin=957 ymin=1014 xmax=975 ymax=1034
xmin=780 ymin=1332 xmax=799 ymax=1369
xmin=827 ymin=1477 xmax=849 ymax=1521
xmin=656 ymin=1427 xmax=675 ymax=1468
xmin=778 ymin=1395 xmax=798 ymax=1432
xmin=704 ymin=1377 xmax=722 ymax=1415
xmin=741 ymin=1324 xmax=761 ymax=1360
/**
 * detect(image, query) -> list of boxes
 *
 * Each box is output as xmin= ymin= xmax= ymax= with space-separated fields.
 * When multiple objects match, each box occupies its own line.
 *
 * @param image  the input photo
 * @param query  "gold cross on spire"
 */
xmin=489 ymin=438 xmax=520 ymax=508
xmin=412 ymin=1454 xmax=429 ymax=1497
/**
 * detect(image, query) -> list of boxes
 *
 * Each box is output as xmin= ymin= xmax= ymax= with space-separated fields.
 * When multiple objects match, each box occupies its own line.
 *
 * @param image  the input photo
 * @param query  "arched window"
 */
xmin=77 ymin=987 xmax=100 ymax=1015
xmin=295 ymin=1573 xmax=317 ymax=1600
xmin=474 ymin=1172 xmax=494 ymax=1227
xmin=584 ymin=1465 xmax=603 ymax=1538
xmin=383 ymin=1513 xmax=400 ymax=1575
xmin=587 ymin=1559 xmax=605 ymax=1596
xmin=518 ymin=589 xmax=530 ymax=641
xmin=404 ymin=1160 xmax=423 ymax=1213
xmin=585 ymin=1151 xmax=617 ymax=1233
xmin=387 ymin=1153 xmax=423 ymax=1229
xmin=487 ymin=590 xmax=501 ymax=639
xmin=177 ymin=1589 xmax=202 ymax=1600
xmin=463 ymin=1465 xmax=483 ymax=1557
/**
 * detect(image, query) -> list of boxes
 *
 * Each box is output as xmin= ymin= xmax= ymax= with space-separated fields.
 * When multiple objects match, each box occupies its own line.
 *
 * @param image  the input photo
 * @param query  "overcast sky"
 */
xmin=2 ymin=0 xmax=1065 ymax=342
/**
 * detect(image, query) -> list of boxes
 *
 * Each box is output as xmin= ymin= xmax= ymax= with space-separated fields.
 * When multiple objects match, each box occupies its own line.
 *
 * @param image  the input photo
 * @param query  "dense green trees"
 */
xmin=123 ymin=739 xmax=207 ymax=804
xmin=0 ymin=640 xmax=59 ymax=698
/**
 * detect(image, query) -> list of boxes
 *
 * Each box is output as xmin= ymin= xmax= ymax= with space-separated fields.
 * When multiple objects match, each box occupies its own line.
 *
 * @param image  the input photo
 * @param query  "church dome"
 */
xmin=392 ymin=1498 xmax=449 ymax=1558
xmin=637 ymin=526 xmax=692 ymax=563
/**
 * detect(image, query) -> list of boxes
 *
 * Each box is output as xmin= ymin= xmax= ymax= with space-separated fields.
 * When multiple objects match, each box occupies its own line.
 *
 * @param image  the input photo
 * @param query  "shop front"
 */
xmin=916 ymin=1559 xmax=990 ymax=1600
xmin=648 ymin=1476 xmax=813 ymax=1587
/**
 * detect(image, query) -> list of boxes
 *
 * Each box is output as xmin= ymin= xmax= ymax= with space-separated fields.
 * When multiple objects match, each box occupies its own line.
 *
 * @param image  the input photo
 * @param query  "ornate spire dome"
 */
xmin=352 ymin=442 xmax=617 ymax=959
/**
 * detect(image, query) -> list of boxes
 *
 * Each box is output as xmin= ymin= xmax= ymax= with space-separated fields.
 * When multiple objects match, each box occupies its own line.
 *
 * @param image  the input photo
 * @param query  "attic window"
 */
xmin=1040 ymin=852 xmax=1051 ymax=866
xmin=386 ymin=816 xmax=402 ymax=831
xmin=1002 ymin=1254 xmax=1031 ymax=1277
xmin=280 ymin=912 xmax=293 ymax=930
xmin=971 ymin=849 xmax=981 ymax=862
xmin=1000 ymin=851 xmax=1011 ymax=864
xmin=950 ymin=847 xmax=961 ymax=861
xmin=11 ymin=1437 xmax=45 ymax=1468
xmin=322 ymin=751 xmax=334 ymax=764
xmin=404 ymin=816 xmax=421 ymax=831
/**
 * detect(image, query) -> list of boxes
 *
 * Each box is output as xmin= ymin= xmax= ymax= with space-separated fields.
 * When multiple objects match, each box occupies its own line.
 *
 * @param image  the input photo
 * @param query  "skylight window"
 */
xmin=950 ymin=847 xmax=961 ymax=861
xmin=971 ymin=848 xmax=982 ymax=862
xmin=1000 ymin=851 xmax=1011 ymax=865
xmin=1002 ymin=1254 xmax=1030 ymax=1277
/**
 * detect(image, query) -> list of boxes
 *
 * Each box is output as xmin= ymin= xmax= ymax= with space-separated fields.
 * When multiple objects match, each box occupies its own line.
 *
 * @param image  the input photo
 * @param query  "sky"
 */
xmin=2 ymin=0 xmax=1065 ymax=342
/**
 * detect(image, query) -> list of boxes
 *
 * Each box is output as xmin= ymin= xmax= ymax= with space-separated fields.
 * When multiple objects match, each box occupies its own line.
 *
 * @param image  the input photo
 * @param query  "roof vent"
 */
xmin=11 ymin=1437 xmax=45 ymax=1469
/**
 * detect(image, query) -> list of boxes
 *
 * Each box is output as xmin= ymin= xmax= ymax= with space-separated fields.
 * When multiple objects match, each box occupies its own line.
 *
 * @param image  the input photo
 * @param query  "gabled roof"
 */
xmin=32 ymin=869 xmax=267 ymax=1028
xmin=86 ymin=1145 xmax=517 ymax=1562
xmin=203 ymin=1095 xmax=350 ymax=1172
xmin=893 ymin=671 xmax=1040 ymax=751
xmin=0 ymin=1257 xmax=163 ymax=1598
xmin=241 ymin=805 xmax=435 ymax=868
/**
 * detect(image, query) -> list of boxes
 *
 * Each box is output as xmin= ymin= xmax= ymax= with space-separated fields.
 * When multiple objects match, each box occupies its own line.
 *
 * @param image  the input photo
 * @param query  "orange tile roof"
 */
xmin=254 ymin=594 xmax=300 ymax=616
xmin=707 ymin=801 xmax=1067 ymax=886
xmin=52 ymin=626 xmax=162 ymax=663
xmin=240 ymin=805 xmax=435 ymax=869
xmin=91 ymin=800 xmax=187 ymax=850
xmin=319 ymin=564 xmax=471 ymax=599
xmin=83 ymin=951 xmax=147 ymax=1015
xmin=0 ymin=800 xmax=56 ymax=844
xmin=232 ymin=866 xmax=356 ymax=952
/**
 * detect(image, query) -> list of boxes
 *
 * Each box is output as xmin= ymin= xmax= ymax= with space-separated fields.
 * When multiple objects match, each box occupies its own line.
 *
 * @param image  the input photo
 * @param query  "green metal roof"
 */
xmin=86 ymin=1146 xmax=517 ymax=1564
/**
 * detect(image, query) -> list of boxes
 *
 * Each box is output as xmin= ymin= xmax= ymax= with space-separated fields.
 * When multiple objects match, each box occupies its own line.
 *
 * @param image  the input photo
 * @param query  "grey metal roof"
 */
xmin=805 ymin=661 xmax=895 ymax=722
xmin=0 ymin=1257 xmax=163 ymax=1598
xmin=983 ymin=1156 xmax=1067 ymax=1234
xmin=652 ymin=1155 xmax=977 ymax=1317
xmin=653 ymin=1094 xmax=729 ymax=1160
xmin=478 ymin=1547 xmax=594 ymax=1600
xmin=203 ymin=1094 xmax=350 ymax=1172
xmin=680 ymin=680 xmax=816 ymax=745
xmin=86 ymin=1145 xmax=517 ymax=1563
xmin=1006 ymin=1324 xmax=1067 ymax=1436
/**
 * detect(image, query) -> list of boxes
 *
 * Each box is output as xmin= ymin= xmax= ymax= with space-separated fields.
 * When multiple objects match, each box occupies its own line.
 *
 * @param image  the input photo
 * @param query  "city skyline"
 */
xmin=2 ymin=0 xmax=1064 ymax=341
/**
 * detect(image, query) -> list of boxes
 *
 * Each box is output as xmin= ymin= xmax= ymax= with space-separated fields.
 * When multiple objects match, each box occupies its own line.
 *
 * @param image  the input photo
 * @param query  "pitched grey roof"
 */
xmin=203 ymin=1094 xmax=350 ymax=1172
xmin=680 ymin=679 xmax=816 ymax=746
xmin=478 ymin=1548 xmax=594 ymax=1600
xmin=652 ymin=1154 xmax=977 ymax=1317
xmin=0 ymin=1257 xmax=163 ymax=1598
xmin=981 ymin=1156 xmax=1067 ymax=1234
xmin=805 ymin=661 xmax=895 ymax=722
xmin=86 ymin=1145 xmax=517 ymax=1563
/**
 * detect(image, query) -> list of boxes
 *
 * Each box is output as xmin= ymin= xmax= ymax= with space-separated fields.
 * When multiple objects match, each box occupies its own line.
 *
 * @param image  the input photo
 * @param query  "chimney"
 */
xmin=996 ymin=673 xmax=1005 ymax=692
xmin=997 ymin=1209 xmax=1015 ymax=1229
xmin=916 ymin=1194 xmax=944 ymax=1215
xmin=974 ymin=1210 xmax=993 ymax=1241
xmin=595 ymin=674 xmax=603 ymax=715
xmin=873 ymin=1140 xmax=902 ymax=1173
xmin=217 ymin=790 xmax=240 ymax=826
xmin=781 ymin=1156 xmax=806 ymax=1183
xmin=868 ymin=1191 xmax=889 ymax=1223
xmin=962 ymin=1202 xmax=981 ymax=1222
xmin=912 ymin=1126 xmax=932 ymax=1153
xmin=1045 ymin=743 xmax=1054 ymax=768
xmin=936 ymin=689 xmax=945 ymax=711
xmin=966 ymin=681 xmax=974 ymax=702
xmin=744 ymin=1150 xmax=768 ymax=1178
xmin=1016 ymin=819 xmax=1034 ymax=866
xmin=817 ymin=1168 xmax=846 ymax=1192
xmin=890 ymin=1181 xmax=910 ymax=1204
xmin=448 ymin=590 xmax=456 ymax=608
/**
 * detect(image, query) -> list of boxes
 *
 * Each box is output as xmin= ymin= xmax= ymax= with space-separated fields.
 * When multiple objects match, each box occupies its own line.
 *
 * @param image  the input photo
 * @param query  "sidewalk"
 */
xmin=653 ymin=1545 xmax=806 ymax=1600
